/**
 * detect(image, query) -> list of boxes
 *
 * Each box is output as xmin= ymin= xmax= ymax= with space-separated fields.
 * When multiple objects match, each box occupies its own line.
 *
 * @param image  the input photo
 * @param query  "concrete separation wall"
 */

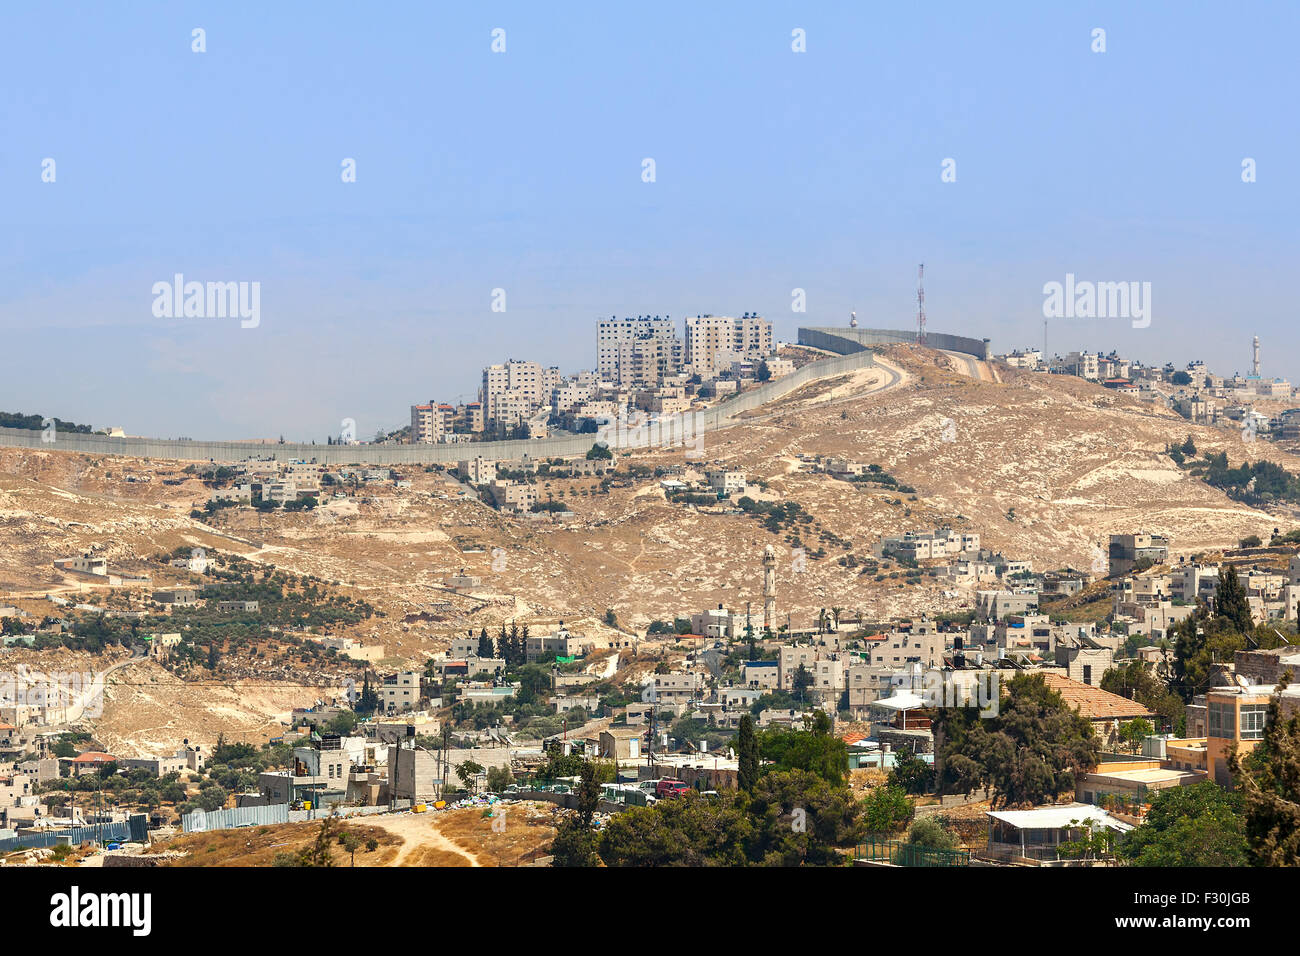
xmin=0 ymin=348 xmax=877 ymax=465
xmin=799 ymin=326 xmax=990 ymax=360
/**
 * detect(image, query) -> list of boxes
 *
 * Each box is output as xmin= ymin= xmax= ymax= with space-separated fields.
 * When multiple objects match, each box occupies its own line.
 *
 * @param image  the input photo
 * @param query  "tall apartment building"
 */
xmin=480 ymin=360 xmax=561 ymax=426
xmin=596 ymin=316 xmax=683 ymax=388
xmin=460 ymin=402 xmax=485 ymax=433
xmin=410 ymin=402 xmax=454 ymax=444
xmin=684 ymin=313 xmax=773 ymax=376
xmin=553 ymin=381 xmax=596 ymax=415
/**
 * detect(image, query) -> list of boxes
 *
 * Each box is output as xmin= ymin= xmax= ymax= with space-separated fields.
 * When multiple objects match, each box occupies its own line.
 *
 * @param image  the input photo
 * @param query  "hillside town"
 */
xmin=998 ymin=335 xmax=1300 ymax=446
xmin=6 ymin=465 xmax=1300 ymax=870
xmin=5 ymin=320 xmax=1300 ymax=873
xmin=404 ymin=314 xmax=792 ymax=445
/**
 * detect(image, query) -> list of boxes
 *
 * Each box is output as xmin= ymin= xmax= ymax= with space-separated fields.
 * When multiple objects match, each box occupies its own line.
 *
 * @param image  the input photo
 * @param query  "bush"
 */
xmin=862 ymin=786 xmax=914 ymax=833
xmin=907 ymin=816 xmax=957 ymax=850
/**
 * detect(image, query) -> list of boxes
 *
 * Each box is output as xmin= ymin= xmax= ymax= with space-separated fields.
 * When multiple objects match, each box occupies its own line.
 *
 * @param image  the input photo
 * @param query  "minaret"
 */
xmin=1253 ymin=336 xmax=1260 ymax=377
xmin=762 ymin=545 xmax=776 ymax=632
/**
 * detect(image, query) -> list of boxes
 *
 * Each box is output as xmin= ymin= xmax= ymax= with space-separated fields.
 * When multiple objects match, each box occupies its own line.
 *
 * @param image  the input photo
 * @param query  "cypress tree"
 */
xmin=737 ymin=714 xmax=759 ymax=793
xmin=1215 ymin=564 xmax=1253 ymax=635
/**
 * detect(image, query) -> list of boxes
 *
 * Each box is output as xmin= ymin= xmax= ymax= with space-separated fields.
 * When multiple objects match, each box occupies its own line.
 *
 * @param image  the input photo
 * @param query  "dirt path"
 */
xmin=366 ymin=811 xmax=482 ymax=867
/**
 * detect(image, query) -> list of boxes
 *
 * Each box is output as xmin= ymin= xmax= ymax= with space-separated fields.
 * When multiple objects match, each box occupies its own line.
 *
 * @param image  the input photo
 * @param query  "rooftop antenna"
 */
xmin=916 ymin=263 xmax=927 ymax=345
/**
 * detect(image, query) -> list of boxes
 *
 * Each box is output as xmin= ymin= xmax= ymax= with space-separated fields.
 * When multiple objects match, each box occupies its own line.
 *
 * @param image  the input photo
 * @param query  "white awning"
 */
xmin=987 ymin=803 xmax=1133 ymax=833
xmin=870 ymin=692 xmax=927 ymax=712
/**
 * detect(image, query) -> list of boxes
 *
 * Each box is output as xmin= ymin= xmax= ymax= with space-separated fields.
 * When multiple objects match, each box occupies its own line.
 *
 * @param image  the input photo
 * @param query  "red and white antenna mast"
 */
xmin=916 ymin=263 xmax=927 ymax=345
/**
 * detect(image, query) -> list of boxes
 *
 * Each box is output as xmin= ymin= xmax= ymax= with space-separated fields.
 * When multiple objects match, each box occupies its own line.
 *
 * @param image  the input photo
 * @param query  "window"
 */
xmin=1208 ymin=701 xmax=1236 ymax=738
xmin=1241 ymin=704 xmax=1268 ymax=740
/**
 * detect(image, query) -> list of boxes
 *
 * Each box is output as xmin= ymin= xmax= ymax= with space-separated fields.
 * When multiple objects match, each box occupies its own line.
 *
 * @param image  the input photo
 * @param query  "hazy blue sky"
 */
xmin=2 ymin=2 xmax=1296 ymax=439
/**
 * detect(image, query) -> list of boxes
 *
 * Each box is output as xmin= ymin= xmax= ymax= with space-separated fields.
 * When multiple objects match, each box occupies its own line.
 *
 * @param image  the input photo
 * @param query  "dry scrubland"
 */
xmin=143 ymin=803 xmax=557 ymax=867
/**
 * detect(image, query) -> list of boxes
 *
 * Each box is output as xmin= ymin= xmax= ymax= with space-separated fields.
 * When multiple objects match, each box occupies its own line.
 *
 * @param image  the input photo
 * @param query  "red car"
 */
xmin=655 ymin=779 xmax=689 ymax=798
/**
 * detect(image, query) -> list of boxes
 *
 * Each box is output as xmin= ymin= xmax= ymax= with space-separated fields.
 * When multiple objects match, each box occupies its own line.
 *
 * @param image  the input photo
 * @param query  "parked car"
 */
xmin=655 ymin=779 xmax=689 ymax=798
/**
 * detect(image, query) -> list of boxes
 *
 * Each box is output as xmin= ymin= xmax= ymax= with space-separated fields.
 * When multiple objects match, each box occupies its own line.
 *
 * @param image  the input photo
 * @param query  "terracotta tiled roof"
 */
xmin=1039 ymin=673 xmax=1153 ymax=722
xmin=70 ymin=751 xmax=116 ymax=763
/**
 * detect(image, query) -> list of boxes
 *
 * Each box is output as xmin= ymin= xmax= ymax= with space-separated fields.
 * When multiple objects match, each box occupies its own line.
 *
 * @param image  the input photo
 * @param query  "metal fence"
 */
xmin=854 ymin=837 xmax=970 ymax=867
xmin=182 ymin=801 xmax=410 ymax=834
xmin=182 ymin=803 xmax=288 ymax=833
xmin=0 ymin=815 xmax=147 ymax=852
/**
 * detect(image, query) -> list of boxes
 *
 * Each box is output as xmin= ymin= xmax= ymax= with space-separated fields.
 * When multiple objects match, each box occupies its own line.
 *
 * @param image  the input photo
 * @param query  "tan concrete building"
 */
xmin=683 ymin=313 xmax=773 ymax=376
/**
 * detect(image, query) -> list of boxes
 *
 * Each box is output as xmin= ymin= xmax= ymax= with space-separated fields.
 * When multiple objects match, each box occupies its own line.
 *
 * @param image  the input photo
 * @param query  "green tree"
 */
xmin=907 ymin=816 xmax=957 ymax=850
xmin=1118 ymin=718 xmax=1155 ymax=754
xmin=931 ymin=673 xmax=1099 ymax=807
xmin=1173 ymin=597 xmax=1283 ymax=703
xmin=575 ymin=760 xmax=601 ymax=828
xmin=599 ymin=792 xmax=755 ymax=867
xmin=1100 ymin=660 xmax=1184 ymax=733
xmin=547 ymin=758 xmax=607 ymax=866
xmin=456 ymin=760 xmax=484 ymax=794
xmin=862 ymin=785 xmax=914 ymax=833
xmin=1230 ymin=679 xmax=1300 ymax=865
xmin=757 ymin=711 xmax=848 ymax=786
xmin=791 ymin=664 xmax=813 ymax=702
xmin=356 ymin=671 xmax=378 ymax=715
xmin=746 ymin=769 xmax=865 ymax=865
xmin=1215 ymin=564 xmax=1253 ymax=635
xmin=737 ymin=714 xmax=759 ymax=793
xmin=196 ymin=785 xmax=227 ymax=812
xmin=549 ymin=815 xmax=602 ymax=866
xmin=887 ymin=749 xmax=934 ymax=795
xmin=1119 ymin=782 xmax=1248 ymax=866
xmin=293 ymin=816 xmax=340 ymax=867
xmin=325 ymin=710 xmax=358 ymax=736
xmin=485 ymin=765 xmax=514 ymax=793
xmin=338 ymin=829 xmax=362 ymax=866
